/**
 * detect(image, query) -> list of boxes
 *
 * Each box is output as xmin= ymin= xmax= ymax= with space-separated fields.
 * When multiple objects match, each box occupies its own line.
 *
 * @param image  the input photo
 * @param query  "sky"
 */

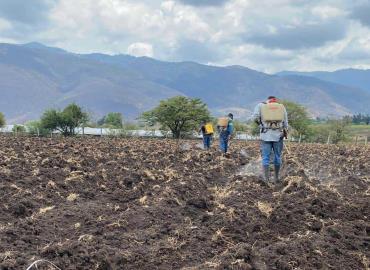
xmin=0 ymin=0 xmax=370 ymax=73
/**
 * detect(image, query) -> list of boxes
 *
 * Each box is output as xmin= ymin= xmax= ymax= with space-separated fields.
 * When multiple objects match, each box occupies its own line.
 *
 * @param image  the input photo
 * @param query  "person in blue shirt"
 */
xmin=217 ymin=113 xmax=234 ymax=155
xmin=252 ymin=97 xmax=288 ymax=183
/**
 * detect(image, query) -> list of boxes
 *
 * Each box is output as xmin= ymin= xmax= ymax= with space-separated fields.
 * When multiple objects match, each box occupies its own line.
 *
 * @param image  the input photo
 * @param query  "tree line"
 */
xmin=0 ymin=98 xmax=211 ymax=138
xmin=351 ymin=113 xmax=370 ymax=125
xmin=0 ymin=104 xmax=129 ymax=136
xmin=0 ymin=96 xmax=367 ymax=143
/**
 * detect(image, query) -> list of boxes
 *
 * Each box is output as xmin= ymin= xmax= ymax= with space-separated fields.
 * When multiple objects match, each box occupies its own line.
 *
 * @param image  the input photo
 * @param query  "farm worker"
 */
xmin=217 ymin=113 xmax=234 ymax=155
xmin=199 ymin=121 xmax=214 ymax=149
xmin=252 ymin=96 xmax=288 ymax=182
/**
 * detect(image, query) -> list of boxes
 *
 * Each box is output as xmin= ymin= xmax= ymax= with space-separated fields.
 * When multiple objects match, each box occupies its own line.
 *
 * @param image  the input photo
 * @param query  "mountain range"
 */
xmin=276 ymin=69 xmax=370 ymax=93
xmin=1 ymin=42 xmax=370 ymax=124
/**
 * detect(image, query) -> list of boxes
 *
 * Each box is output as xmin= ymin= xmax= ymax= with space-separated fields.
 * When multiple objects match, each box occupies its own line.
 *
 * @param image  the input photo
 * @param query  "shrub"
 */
xmin=26 ymin=120 xmax=50 ymax=136
xmin=0 ymin=112 xmax=5 ymax=128
xmin=12 ymin=125 xmax=26 ymax=134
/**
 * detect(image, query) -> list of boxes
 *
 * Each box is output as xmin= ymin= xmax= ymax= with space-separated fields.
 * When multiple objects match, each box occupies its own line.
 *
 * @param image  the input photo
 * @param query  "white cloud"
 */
xmin=0 ymin=18 xmax=11 ymax=31
xmin=1 ymin=0 xmax=370 ymax=72
xmin=43 ymin=0 xmax=213 ymax=54
xmin=127 ymin=42 xmax=154 ymax=57
xmin=214 ymin=44 xmax=295 ymax=73
xmin=311 ymin=5 xmax=347 ymax=19
xmin=161 ymin=1 xmax=175 ymax=12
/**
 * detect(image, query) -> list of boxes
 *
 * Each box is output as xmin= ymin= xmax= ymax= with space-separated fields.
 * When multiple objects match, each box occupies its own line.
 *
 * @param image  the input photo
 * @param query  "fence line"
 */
xmin=3 ymin=125 xmax=367 ymax=144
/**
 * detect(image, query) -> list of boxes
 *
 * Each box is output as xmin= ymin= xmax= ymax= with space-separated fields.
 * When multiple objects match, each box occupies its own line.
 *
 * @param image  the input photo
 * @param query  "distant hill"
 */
xmin=1 ymin=42 xmax=370 ymax=123
xmin=0 ymin=43 xmax=182 ymax=123
xmin=84 ymin=54 xmax=370 ymax=117
xmin=277 ymin=69 xmax=370 ymax=93
xmin=22 ymin=42 xmax=68 ymax=54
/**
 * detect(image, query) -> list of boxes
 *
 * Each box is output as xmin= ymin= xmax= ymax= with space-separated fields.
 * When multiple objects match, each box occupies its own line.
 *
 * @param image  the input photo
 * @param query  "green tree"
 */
xmin=0 ymin=112 xmax=5 ymax=128
xmin=40 ymin=103 xmax=88 ymax=136
xmin=309 ymin=118 xmax=351 ymax=144
xmin=99 ymin=112 xmax=123 ymax=128
xmin=309 ymin=124 xmax=331 ymax=143
xmin=250 ymin=121 xmax=260 ymax=136
xmin=281 ymin=100 xmax=312 ymax=138
xmin=26 ymin=120 xmax=50 ymax=136
xmin=40 ymin=109 xmax=62 ymax=133
xmin=141 ymin=96 xmax=211 ymax=138
xmin=123 ymin=121 xmax=139 ymax=130
xmin=12 ymin=125 xmax=26 ymax=134
xmin=328 ymin=118 xmax=351 ymax=144
xmin=233 ymin=120 xmax=248 ymax=132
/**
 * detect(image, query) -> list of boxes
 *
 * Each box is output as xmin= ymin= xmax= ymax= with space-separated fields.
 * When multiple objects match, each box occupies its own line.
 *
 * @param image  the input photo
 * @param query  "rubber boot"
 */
xmin=274 ymin=165 xmax=281 ymax=182
xmin=263 ymin=165 xmax=270 ymax=182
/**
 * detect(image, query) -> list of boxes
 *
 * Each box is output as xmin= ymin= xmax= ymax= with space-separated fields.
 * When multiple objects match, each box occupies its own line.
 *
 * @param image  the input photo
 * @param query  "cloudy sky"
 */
xmin=1 ymin=0 xmax=370 ymax=73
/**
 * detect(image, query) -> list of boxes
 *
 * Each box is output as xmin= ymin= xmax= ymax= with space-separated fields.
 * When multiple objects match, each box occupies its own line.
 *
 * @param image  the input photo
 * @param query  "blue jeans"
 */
xmin=219 ymin=131 xmax=230 ymax=153
xmin=203 ymin=134 xmax=212 ymax=149
xmin=260 ymin=139 xmax=284 ymax=166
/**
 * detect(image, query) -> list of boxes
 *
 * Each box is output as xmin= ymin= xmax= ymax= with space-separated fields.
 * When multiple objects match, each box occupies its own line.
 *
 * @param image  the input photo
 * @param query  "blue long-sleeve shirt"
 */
xmin=217 ymin=118 xmax=234 ymax=136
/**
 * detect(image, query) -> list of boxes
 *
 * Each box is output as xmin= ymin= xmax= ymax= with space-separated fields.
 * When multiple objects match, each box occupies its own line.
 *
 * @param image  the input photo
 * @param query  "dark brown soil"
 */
xmin=0 ymin=136 xmax=369 ymax=270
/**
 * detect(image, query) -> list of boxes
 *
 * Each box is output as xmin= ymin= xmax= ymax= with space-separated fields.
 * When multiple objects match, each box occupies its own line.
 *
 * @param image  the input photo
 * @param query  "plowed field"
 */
xmin=0 ymin=136 xmax=369 ymax=270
